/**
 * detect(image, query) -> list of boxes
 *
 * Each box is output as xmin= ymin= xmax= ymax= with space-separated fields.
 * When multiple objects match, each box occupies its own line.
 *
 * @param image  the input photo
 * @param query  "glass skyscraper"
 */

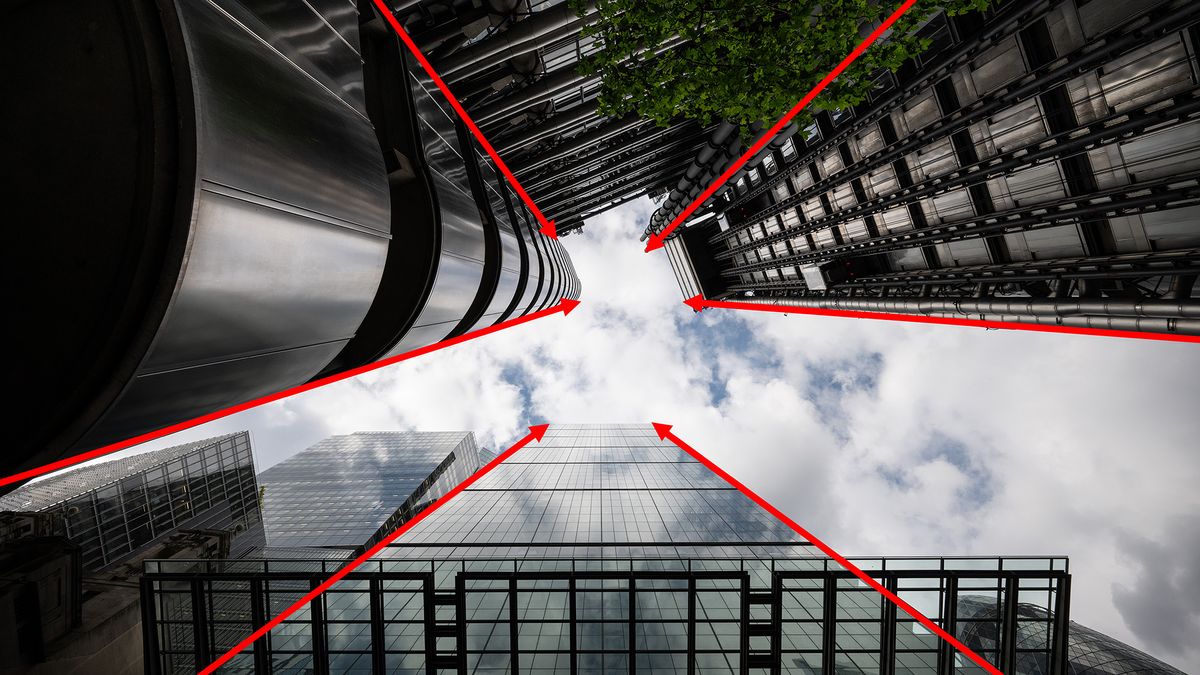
xmin=257 ymin=432 xmax=482 ymax=557
xmin=0 ymin=432 xmax=264 ymax=570
xmin=141 ymin=425 xmax=1072 ymax=674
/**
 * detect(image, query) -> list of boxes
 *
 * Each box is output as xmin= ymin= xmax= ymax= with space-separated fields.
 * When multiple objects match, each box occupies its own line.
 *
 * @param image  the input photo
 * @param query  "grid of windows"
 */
xmin=0 ymin=433 xmax=262 ymax=570
xmin=258 ymin=432 xmax=480 ymax=550
xmin=663 ymin=0 xmax=1200 ymax=335
xmin=141 ymin=425 xmax=1074 ymax=673
xmin=143 ymin=557 xmax=1070 ymax=675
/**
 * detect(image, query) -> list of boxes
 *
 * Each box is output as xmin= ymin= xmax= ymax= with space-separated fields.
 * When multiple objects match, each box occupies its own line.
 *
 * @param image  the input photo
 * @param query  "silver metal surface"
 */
xmin=74 ymin=0 xmax=390 ymax=449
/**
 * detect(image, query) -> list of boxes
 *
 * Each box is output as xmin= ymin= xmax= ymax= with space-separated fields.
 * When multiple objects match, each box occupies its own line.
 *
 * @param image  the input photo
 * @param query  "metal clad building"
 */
xmin=9 ymin=0 xmax=581 ymax=481
xmin=655 ymin=0 xmax=1200 ymax=336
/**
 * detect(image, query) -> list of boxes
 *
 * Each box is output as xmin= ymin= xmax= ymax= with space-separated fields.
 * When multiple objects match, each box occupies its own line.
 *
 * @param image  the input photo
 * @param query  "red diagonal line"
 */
xmin=652 ymin=422 xmax=1005 ymax=675
xmin=1 ymin=299 xmax=578 ymax=489
xmin=198 ymin=424 xmax=549 ymax=675
xmin=370 ymin=0 xmax=559 ymax=237
xmin=686 ymin=296 xmax=1200 ymax=343
xmin=646 ymin=0 xmax=919 ymax=252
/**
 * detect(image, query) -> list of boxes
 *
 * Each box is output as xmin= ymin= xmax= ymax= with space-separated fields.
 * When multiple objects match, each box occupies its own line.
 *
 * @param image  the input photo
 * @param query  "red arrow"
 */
xmin=1 ymin=299 xmax=579 ymax=489
xmin=650 ymin=421 xmax=1003 ymax=675
xmin=370 ymin=0 xmax=559 ymax=239
xmin=684 ymin=295 xmax=1200 ymax=343
xmin=199 ymin=424 xmax=550 ymax=675
xmin=644 ymin=0 xmax=919 ymax=253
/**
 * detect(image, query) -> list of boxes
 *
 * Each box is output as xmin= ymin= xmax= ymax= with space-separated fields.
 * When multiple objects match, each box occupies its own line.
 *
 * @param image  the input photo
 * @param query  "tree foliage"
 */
xmin=574 ymin=0 xmax=990 ymax=134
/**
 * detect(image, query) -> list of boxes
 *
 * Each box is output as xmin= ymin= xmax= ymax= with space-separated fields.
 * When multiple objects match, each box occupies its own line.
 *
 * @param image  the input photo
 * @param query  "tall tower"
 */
xmin=256 ymin=431 xmax=482 ymax=558
xmin=9 ymin=0 xmax=582 ymax=480
xmin=656 ymin=0 xmax=1200 ymax=337
xmin=140 ymin=425 xmax=1074 ymax=673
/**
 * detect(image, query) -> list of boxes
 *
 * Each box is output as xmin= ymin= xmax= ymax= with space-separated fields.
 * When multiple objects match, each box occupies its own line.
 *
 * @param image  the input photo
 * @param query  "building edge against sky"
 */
xmin=130 ymin=423 xmax=1171 ymax=675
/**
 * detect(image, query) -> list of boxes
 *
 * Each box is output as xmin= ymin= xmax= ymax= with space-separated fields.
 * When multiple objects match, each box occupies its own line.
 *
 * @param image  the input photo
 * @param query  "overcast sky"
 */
xmin=99 ymin=198 xmax=1199 ymax=671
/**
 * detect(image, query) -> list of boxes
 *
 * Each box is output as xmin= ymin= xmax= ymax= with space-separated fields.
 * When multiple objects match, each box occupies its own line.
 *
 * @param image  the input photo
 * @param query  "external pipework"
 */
xmin=497 ymin=98 xmax=602 ymax=154
xmin=436 ymin=0 xmax=599 ymax=81
xmin=730 ymin=296 xmax=1200 ymax=336
xmin=643 ymin=121 xmax=801 ymax=240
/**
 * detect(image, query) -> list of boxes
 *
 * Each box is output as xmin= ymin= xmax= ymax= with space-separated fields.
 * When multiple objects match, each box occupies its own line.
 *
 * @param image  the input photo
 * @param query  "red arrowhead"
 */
xmin=540 ymin=220 xmax=558 ymax=238
xmin=651 ymin=422 xmax=673 ymax=440
xmin=683 ymin=295 xmax=706 ymax=312
xmin=559 ymin=298 xmax=581 ymax=315
xmin=644 ymin=235 xmax=665 ymax=252
xmin=528 ymin=424 xmax=550 ymax=441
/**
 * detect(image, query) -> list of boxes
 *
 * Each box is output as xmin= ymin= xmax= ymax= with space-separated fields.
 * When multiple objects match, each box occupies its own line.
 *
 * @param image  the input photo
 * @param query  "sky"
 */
xmin=87 ymin=197 xmax=1199 ymax=671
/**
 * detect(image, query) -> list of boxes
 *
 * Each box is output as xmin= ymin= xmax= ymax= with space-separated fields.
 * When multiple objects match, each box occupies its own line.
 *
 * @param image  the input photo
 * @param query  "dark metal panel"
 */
xmin=75 ymin=341 xmax=346 ymax=449
xmin=180 ymin=0 xmax=385 ymax=231
xmin=142 ymin=188 xmax=388 ymax=371
xmin=208 ymin=0 xmax=366 ymax=110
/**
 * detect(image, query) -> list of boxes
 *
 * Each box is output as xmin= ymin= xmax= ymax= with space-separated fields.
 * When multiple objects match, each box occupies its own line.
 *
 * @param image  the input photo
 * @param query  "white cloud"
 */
xmin=96 ymin=198 xmax=1200 ymax=671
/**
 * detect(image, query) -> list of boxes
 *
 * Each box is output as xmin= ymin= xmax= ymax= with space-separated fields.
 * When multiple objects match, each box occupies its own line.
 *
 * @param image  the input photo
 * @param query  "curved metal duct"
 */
xmin=8 ymin=0 xmax=582 ymax=482
xmin=497 ymin=98 xmax=602 ymax=154
xmin=11 ymin=0 xmax=391 ymax=475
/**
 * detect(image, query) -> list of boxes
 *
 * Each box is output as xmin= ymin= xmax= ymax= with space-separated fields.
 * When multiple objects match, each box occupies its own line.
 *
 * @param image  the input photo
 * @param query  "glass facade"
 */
xmin=141 ymin=425 xmax=1071 ymax=674
xmin=0 ymin=432 xmax=263 ymax=570
xmin=957 ymin=598 xmax=1187 ymax=675
xmin=258 ymin=432 xmax=482 ymax=553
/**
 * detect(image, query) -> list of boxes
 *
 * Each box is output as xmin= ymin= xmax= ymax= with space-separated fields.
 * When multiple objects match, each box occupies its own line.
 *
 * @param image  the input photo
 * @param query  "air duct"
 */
xmin=437 ymin=1 xmax=599 ymax=81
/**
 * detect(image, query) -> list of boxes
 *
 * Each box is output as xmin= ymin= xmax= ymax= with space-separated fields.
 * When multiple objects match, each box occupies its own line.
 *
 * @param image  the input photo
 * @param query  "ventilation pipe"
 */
xmin=473 ymin=36 xmax=687 ymax=126
xmin=526 ymin=125 xmax=704 ymax=191
xmin=511 ymin=114 xmax=645 ymax=173
xmin=437 ymin=1 xmax=599 ymax=81
xmin=496 ymin=98 xmax=602 ymax=154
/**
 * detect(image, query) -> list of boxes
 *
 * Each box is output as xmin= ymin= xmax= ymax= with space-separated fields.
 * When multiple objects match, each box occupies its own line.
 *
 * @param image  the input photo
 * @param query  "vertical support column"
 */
xmin=312 ymin=578 xmax=329 ymax=675
xmin=510 ymin=577 xmax=520 ymax=675
xmin=999 ymin=576 xmax=1019 ymax=673
xmin=879 ymin=576 xmax=898 ymax=675
xmin=687 ymin=576 xmax=697 ymax=675
xmin=370 ymin=578 xmax=386 ymax=675
xmin=250 ymin=578 xmax=270 ymax=674
xmin=937 ymin=576 xmax=959 ymax=675
xmin=740 ymin=574 xmax=751 ymax=675
xmin=770 ymin=573 xmax=783 ymax=675
xmin=422 ymin=577 xmax=436 ymax=675
xmin=570 ymin=575 xmax=578 ymax=675
xmin=1050 ymin=575 xmax=1071 ymax=675
xmin=140 ymin=576 xmax=161 ymax=675
xmin=821 ymin=577 xmax=837 ymax=675
xmin=191 ymin=579 xmax=211 ymax=668
xmin=456 ymin=574 xmax=468 ymax=675
xmin=629 ymin=577 xmax=638 ymax=674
